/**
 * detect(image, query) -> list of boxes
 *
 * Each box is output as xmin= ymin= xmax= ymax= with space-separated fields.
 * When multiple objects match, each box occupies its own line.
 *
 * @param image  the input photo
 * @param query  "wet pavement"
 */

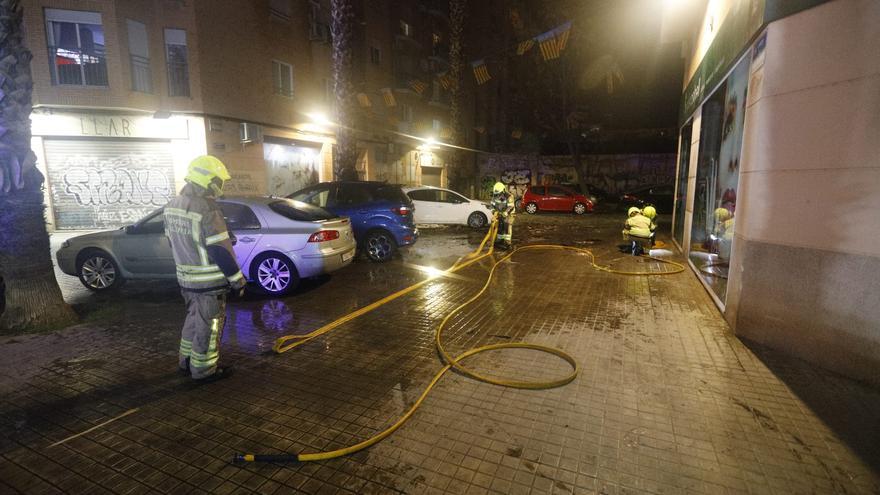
xmin=1 ymin=213 xmax=879 ymax=494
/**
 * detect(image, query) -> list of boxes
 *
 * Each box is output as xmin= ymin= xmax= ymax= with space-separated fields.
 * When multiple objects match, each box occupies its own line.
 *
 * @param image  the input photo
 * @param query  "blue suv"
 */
xmin=288 ymin=181 xmax=418 ymax=262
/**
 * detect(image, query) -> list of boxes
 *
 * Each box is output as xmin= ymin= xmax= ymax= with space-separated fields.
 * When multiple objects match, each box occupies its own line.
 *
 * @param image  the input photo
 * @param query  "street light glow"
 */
xmin=307 ymin=112 xmax=334 ymax=126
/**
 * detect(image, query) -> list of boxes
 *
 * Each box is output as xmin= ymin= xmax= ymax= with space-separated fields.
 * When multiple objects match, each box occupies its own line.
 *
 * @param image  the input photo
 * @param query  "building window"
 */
xmin=164 ymin=28 xmax=189 ymax=97
xmin=45 ymin=9 xmax=108 ymax=86
xmin=432 ymin=119 xmax=441 ymax=131
xmin=399 ymin=20 xmax=412 ymax=37
xmin=370 ymin=45 xmax=382 ymax=65
xmin=272 ymin=60 xmax=294 ymax=98
xmin=126 ymin=20 xmax=151 ymax=93
xmin=269 ymin=0 xmax=292 ymax=22
xmin=399 ymin=103 xmax=413 ymax=122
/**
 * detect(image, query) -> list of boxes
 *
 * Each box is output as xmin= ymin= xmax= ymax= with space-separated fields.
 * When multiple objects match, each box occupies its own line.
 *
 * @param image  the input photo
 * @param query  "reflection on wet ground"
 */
xmin=0 ymin=213 xmax=877 ymax=494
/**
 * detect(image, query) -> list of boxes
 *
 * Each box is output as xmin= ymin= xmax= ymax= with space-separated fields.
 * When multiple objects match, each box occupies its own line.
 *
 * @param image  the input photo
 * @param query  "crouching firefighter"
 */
xmin=622 ymin=207 xmax=654 ymax=256
xmin=491 ymin=182 xmax=515 ymax=249
xmin=164 ymin=155 xmax=246 ymax=382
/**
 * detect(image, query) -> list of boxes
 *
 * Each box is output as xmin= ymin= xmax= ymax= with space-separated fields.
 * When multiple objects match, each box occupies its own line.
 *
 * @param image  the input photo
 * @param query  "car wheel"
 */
xmin=364 ymin=230 xmax=396 ymax=262
xmin=252 ymin=252 xmax=299 ymax=296
xmin=525 ymin=202 xmax=538 ymax=214
xmin=467 ymin=211 xmax=488 ymax=229
xmin=77 ymin=250 xmax=124 ymax=291
xmin=573 ymin=203 xmax=587 ymax=215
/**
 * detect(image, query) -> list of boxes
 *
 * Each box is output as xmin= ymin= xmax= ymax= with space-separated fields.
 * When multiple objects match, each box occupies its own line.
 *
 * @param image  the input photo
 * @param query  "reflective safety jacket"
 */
xmin=164 ymin=184 xmax=244 ymax=292
xmin=491 ymin=192 xmax=514 ymax=217
xmin=624 ymin=213 xmax=654 ymax=238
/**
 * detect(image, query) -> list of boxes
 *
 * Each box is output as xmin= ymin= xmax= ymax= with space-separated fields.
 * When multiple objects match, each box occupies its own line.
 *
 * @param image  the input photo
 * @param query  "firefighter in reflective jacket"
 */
xmin=622 ymin=207 xmax=654 ymax=255
xmin=164 ymin=156 xmax=245 ymax=382
xmin=491 ymin=182 xmax=515 ymax=249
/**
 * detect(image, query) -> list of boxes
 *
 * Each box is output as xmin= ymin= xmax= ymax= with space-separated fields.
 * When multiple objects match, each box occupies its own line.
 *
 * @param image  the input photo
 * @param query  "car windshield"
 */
xmin=269 ymin=199 xmax=338 ymax=222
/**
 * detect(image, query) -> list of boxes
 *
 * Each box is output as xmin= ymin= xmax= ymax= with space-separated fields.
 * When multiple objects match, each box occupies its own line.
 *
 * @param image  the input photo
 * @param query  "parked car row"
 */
xmin=51 ymin=179 xmax=674 ymax=300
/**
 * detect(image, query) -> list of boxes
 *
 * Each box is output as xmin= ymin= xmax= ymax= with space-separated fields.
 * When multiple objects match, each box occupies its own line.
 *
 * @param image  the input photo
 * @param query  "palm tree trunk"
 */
xmin=447 ymin=0 xmax=466 ymax=190
xmin=330 ymin=0 xmax=358 ymax=181
xmin=0 ymin=0 xmax=77 ymax=332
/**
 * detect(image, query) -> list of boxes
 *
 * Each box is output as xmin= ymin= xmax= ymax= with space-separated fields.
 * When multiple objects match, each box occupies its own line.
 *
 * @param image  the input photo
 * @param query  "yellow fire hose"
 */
xmin=234 ymin=218 xmax=685 ymax=464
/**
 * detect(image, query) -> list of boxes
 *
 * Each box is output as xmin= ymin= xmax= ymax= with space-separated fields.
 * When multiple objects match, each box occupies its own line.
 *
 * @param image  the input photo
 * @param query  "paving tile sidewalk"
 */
xmin=1 ymin=214 xmax=878 ymax=494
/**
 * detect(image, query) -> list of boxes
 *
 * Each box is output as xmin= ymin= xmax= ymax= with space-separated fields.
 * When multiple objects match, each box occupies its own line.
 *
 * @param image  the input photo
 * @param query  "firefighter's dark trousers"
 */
xmin=179 ymin=291 xmax=227 ymax=379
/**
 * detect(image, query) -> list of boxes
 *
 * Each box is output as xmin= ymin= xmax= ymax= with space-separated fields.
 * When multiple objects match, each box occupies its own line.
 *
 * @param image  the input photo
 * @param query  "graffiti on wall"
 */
xmin=500 ymin=168 xmax=531 ymax=199
xmin=225 ymin=172 xmax=261 ymax=195
xmin=479 ymin=153 xmax=676 ymax=196
xmin=50 ymin=153 xmax=175 ymax=229
xmin=264 ymin=143 xmax=321 ymax=197
xmin=62 ymin=167 xmax=171 ymax=207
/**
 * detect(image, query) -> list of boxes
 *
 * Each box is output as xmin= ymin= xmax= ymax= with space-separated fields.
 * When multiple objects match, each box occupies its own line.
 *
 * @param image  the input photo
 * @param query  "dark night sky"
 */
xmin=478 ymin=0 xmax=686 ymax=153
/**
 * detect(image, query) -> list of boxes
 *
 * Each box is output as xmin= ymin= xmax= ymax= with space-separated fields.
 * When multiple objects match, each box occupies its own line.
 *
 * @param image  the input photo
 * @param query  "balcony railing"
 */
xmin=130 ymin=54 xmax=152 ymax=93
xmin=48 ymin=45 xmax=108 ymax=86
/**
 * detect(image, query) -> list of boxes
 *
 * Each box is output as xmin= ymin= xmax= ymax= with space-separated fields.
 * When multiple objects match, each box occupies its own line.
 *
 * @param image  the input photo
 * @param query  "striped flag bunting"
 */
xmin=536 ymin=21 xmax=573 ymax=61
xmin=555 ymin=21 xmax=572 ymax=52
xmin=438 ymin=72 xmax=458 ymax=91
xmin=381 ymin=88 xmax=396 ymax=107
xmin=511 ymin=129 xmax=523 ymax=139
xmin=408 ymin=79 xmax=428 ymax=95
xmin=516 ymin=39 xmax=535 ymax=55
xmin=536 ymin=30 xmax=560 ymax=61
xmin=472 ymin=59 xmax=491 ymax=85
xmin=439 ymin=127 xmax=453 ymax=139
xmin=473 ymin=125 xmax=486 ymax=134
xmin=356 ymin=93 xmax=372 ymax=107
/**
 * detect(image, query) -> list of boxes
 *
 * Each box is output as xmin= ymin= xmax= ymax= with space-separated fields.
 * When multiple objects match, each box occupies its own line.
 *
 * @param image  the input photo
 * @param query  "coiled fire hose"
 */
xmin=234 ymin=217 xmax=685 ymax=463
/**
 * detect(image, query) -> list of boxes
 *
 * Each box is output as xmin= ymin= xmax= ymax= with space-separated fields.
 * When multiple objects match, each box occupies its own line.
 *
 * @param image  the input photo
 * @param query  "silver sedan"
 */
xmin=56 ymin=197 xmax=357 ymax=296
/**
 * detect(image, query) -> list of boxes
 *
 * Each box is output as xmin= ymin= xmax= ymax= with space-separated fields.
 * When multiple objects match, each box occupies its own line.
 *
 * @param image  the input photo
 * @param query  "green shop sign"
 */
xmin=679 ymin=0 xmax=830 ymax=122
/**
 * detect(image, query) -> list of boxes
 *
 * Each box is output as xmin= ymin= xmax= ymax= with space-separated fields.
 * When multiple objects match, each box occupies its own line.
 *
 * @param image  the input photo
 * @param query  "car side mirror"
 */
xmin=229 ymin=231 xmax=238 ymax=246
xmin=124 ymin=225 xmax=136 ymax=235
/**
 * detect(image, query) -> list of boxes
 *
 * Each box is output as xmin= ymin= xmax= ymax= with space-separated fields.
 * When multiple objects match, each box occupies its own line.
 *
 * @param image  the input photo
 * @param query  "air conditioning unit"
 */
xmin=240 ymin=123 xmax=262 ymax=143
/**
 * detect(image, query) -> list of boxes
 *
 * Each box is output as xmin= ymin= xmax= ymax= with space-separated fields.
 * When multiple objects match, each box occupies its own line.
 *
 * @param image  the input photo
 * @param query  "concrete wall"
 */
xmin=727 ymin=0 xmax=880 ymax=384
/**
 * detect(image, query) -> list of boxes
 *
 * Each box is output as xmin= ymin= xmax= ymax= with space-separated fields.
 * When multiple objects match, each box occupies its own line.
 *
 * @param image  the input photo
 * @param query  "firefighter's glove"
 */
xmin=230 ymin=277 xmax=247 ymax=297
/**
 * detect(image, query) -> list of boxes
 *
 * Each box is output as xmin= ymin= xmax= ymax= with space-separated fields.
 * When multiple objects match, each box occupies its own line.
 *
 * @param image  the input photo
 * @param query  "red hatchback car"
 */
xmin=521 ymin=185 xmax=594 ymax=215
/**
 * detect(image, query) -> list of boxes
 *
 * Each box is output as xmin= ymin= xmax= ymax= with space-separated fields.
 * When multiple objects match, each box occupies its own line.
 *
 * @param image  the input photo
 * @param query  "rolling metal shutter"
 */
xmin=421 ymin=167 xmax=442 ymax=188
xmin=43 ymin=139 xmax=175 ymax=230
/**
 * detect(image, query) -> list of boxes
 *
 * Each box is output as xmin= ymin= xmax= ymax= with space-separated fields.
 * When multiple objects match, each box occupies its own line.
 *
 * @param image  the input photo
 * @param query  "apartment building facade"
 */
xmin=22 ymin=0 xmax=466 ymax=231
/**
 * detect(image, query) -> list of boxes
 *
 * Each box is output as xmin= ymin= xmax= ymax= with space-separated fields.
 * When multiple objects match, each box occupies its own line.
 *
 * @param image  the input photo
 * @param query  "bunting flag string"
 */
xmin=408 ymin=79 xmax=428 ymax=95
xmin=438 ymin=71 xmax=458 ymax=91
xmin=356 ymin=93 xmax=372 ymax=108
xmin=516 ymin=39 xmax=535 ymax=55
xmin=511 ymin=129 xmax=523 ymax=139
xmin=381 ymin=88 xmax=396 ymax=107
xmin=473 ymin=125 xmax=486 ymax=134
xmin=472 ymin=59 xmax=491 ymax=85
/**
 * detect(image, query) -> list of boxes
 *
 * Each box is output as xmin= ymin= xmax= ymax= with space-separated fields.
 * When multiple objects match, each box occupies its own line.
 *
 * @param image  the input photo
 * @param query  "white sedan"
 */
xmin=404 ymin=186 xmax=494 ymax=229
xmin=55 ymin=197 xmax=356 ymax=296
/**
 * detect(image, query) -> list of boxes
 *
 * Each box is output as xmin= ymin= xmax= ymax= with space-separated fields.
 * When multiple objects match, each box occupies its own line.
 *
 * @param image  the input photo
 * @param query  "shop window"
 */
xmin=272 ymin=60 xmax=294 ymax=98
xmin=673 ymin=122 xmax=693 ymax=248
xmin=45 ymin=9 xmax=108 ymax=86
xmin=688 ymin=55 xmax=750 ymax=304
xmin=126 ymin=20 xmax=151 ymax=93
xmin=164 ymin=28 xmax=189 ymax=97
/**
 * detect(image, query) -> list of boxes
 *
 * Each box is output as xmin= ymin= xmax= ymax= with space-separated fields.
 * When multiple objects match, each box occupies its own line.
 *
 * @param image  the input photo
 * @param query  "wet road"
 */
xmin=1 ymin=213 xmax=879 ymax=494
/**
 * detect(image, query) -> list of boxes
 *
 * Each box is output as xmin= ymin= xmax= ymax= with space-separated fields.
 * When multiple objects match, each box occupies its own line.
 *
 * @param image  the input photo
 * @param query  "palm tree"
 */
xmin=330 ymin=0 xmax=358 ymax=181
xmin=447 ymin=0 xmax=466 ymax=190
xmin=0 ymin=0 xmax=77 ymax=331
